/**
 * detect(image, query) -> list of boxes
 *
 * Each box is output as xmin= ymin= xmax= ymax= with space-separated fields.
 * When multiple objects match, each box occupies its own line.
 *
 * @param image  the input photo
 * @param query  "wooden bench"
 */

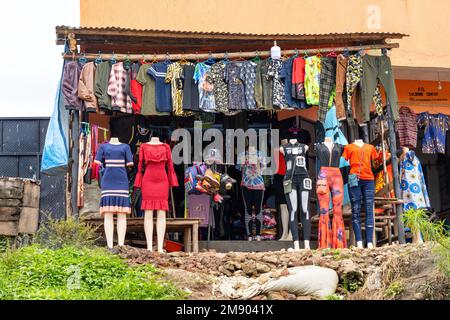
xmin=86 ymin=217 xmax=201 ymax=253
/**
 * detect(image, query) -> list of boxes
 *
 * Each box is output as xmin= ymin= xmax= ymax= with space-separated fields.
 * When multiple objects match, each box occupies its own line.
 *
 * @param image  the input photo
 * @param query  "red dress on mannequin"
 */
xmin=134 ymin=143 xmax=178 ymax=211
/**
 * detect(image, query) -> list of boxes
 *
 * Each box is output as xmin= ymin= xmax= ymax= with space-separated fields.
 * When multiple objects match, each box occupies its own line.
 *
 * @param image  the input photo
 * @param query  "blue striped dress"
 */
xmin=94 ymin=142 xmax=133 ymax=214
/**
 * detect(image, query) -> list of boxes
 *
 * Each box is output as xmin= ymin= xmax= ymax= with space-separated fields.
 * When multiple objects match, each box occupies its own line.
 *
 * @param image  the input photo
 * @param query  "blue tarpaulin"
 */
xmin=41 ymin=59 xmax=69 ymax=176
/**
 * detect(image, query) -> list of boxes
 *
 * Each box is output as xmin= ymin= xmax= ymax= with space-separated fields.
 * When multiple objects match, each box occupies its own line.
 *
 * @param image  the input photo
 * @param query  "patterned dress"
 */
xmin=267 ymin=59 xmax=288 ymax=109
xmin=239 ymin=61 xmax=257 ymax=110
xmin=400 ymin=151 xmax=430 ymax=211
xmin=418 ymin=112 xmax=450 ymax=154
xmin=225 ymin=62 xmax=246 ymax=110
xmin=205 ymin=61 xmax=229 ymax=113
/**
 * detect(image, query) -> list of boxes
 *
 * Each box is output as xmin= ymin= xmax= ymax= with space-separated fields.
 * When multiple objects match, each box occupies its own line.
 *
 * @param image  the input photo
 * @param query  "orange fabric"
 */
xmin=317 ymin=167 xmax=346 ymax=249
xmin=374 ymin=150 xmax=395 ymax=197
xmin=342 ymin=143 xmax=378 ymax=180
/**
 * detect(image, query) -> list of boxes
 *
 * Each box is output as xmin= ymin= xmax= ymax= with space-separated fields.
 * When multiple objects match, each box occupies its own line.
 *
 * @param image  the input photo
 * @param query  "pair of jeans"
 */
xmin=241 ymin=186 xmax=264 ymax=236
xmin=317 ymin=167 xmax=346 ymax=249
xmin=349 ymin=178 xmax=375 ymax=244
xmin=362 ymin=54 xmax=399 ymax=122
xmin=285 ymin=175 xmax=312 ymax=241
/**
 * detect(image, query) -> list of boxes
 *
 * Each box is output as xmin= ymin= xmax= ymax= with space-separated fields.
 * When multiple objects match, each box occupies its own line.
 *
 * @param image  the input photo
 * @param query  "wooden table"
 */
xmin=86 ymin=217 xmax=201 ymax=253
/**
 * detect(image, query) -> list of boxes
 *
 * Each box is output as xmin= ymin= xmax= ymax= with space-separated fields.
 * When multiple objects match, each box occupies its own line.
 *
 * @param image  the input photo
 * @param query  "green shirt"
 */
xmin=136 ymin=64 xmax=170 ymax=116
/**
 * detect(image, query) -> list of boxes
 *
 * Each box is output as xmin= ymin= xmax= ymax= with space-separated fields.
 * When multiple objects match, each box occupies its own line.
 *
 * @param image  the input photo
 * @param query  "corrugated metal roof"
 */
xmin=56 ymin=25 xmax=407 ymax=41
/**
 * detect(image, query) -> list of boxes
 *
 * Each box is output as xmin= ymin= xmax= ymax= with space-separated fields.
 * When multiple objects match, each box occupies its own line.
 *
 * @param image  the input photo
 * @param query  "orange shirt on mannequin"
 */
xmin=342 ymin=143 xmax=378 ymax=180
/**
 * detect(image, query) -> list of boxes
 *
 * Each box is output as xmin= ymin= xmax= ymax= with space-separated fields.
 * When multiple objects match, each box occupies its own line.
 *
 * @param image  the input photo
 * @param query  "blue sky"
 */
xmin=0 ymin=0 xmax=79 ymax=117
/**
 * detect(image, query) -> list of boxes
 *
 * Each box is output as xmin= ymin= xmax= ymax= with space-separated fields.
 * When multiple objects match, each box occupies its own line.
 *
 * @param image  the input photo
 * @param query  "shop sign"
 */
xmin=396 ymin=80 xmax=450 ymax=106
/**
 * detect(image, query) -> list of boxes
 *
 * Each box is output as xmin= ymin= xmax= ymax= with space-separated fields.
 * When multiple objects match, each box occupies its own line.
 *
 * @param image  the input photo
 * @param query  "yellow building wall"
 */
xmin=80 ymin=0 xmax=450 ymax=69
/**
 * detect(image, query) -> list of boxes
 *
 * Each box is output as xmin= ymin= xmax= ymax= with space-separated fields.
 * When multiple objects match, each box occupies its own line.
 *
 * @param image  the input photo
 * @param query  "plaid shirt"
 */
xmin=107 ymin=62 xmax=133 ymax=113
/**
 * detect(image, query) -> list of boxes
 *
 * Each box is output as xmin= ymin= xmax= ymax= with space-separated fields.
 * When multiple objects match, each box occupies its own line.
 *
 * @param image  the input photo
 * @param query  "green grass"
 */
xmin=0 ymin=245 xmax=186 ymax=300
xmin=384 ymin=281 xmax=404 ymax=299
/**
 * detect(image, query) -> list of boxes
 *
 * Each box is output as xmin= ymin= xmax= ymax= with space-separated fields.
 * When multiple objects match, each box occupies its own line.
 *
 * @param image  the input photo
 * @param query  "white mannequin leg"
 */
xmin=293 ymin=240 xmax=300 ymax=252
xmin=279 ymin=204 xmax=290 ymax=240
xmin=156 ymin=210 xmax=167 ymax=253
xmin=304 ymin=240 xmax=310 ymax=250
xmin=144 ymin=210 xmax=154 ymax=251
xmin=116 ymin=213 xmax=127 ymax=246
xmin=367 ymin=242 xmax=374 ymax=249
xmin=356 ymin=241 xmax=363 ymax=248
xmin=104 ymin=213 xmax=114 ymax=249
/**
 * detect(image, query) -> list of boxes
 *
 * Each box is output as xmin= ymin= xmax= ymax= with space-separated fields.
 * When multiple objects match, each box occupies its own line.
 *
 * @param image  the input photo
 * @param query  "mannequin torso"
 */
xmin=324 ymin=137 xmax=334 ymax=154
xmin=148 ymin=137 xmax=163 ymax=145
xmin=353 ymin=139 xmax=364 ymax=148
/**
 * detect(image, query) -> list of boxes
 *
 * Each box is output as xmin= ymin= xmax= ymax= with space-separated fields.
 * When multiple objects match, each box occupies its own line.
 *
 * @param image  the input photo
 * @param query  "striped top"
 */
xmin=397 ymin=106 xmax=418 ymax=149
xmin=107 ymin=62 xmax=133 ymax=113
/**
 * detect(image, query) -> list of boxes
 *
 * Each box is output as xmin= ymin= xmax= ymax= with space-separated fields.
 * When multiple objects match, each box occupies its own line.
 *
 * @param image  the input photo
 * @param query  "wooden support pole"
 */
xmin=62 ymin=43 xmax=400 ymax=61
xmin=386 ymin=104 xmax=405 ymax=244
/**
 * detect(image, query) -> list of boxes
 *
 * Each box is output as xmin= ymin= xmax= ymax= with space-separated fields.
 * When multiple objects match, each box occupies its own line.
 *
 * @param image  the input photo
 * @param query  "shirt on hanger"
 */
xmin=137 ymin=64 xmax=169 ymax=116
xmin=255 ymin=59 xmax=274 ymax=110
xmin=205 ymin=61 xmax=229 ymax=113
xmin=62 ymin=61 xmax=84 ymax=111
xmin=148 ymin=62 xmax=173 ymax=113
xmin=239 ymin=61 xmax=257 ymax=110
xmin=108 ymin=62 xmax=133 ymax=113
xmin=418 ymin=112 xmax=449 ymax=154
xmin=280 ymin=57 xmax=307 ymax=109
xmin=292 ymin=57 xmax=305 ymax=100
xmin=78 ymin=61 xmax=98 ymax=113
xmin=165 ymin=62 xmax=194 ymax=117
xmin=225 ymin=62 xmax=246 ymax=110
xmin=304 ymin=56 xmax=321 ymax=106
xmin=182 ymin=64 xmax=200 ymax=111
xmin=397 ymin=106 xmax=418 ymax=149
xmin=342 ymin=143 xmax=378 ymax=180
xmin=193 ymin=62 xmax=216 ymax=112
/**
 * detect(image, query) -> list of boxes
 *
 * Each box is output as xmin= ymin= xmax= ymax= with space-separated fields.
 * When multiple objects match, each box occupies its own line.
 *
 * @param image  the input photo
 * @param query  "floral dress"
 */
xmin=304 ymin=56 xmax=321 ymax=106
xmin=400 ymin=150 xmax=430 ymax=211
xmin=418 ymin=112 xmax=450 ymax=154
xmin=239 ymin=61 xmax=257 ymax=110
xmin=205 ymin=61 xmax=229 ymax=113
xmin=267 ymin=59 xmax=288 ymax=109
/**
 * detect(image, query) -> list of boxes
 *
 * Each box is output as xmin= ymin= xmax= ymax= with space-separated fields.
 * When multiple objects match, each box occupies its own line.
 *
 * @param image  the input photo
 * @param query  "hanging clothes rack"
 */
xmin=62 ymin=43 xmax=399 ymax=61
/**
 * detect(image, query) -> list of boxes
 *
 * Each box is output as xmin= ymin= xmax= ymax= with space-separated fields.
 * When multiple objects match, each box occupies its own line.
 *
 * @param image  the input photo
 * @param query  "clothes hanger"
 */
xmin=251 ymin=51 xmax=261 ymax=63
xmin=222 ymin=52 xmax=230 ymax=64
xmin=357 ymin=44 xmax=364 ymax=56
xmin=78 ymin=52 xmax=88 ymax=64
xmin=179 ymin=57 xmax=188 ymax=65
xmin=110 ymin=52 xmax=117 ymax=65
xmin=343 ymin=47 xmax=350 ymax=57
xmin=123 ymin=52 xmax=132 ymax=69
xmin=204 ymin=52 xmax=216 ymax=65
xmin=293 ymin=48 xmax=299 ymax=58
xmin=141 ymin=53 xmax=147 ymax=64
xmin=327 ymin=49 xmax=337 ymax=57
xmin=315 ymin=49 xmax=322 ymax=58
xmin=164 ymin=52 xmax=172 ymax=65
xmin=150 ymin=53 xmax=158 ymax=65
xmin=94 ymin=51 xmax=103 ymax=64
xmin=303 ymin=50 xmax=309 ymax=60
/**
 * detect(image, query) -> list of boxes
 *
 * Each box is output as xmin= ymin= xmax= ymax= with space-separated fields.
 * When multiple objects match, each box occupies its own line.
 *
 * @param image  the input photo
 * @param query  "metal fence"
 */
xmin=0 ymin=118 xmax=65 ymax=219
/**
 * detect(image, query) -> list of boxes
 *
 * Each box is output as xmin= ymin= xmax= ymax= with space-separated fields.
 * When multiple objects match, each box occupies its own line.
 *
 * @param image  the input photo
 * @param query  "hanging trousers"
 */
xmin=349 ymin=179 xmax=375 ymax=244
xmin=285 ymin=175 xmax=311 ymax=242
xmin=242 ymin=186 xmax=264 ymax=237
xmin=318 ymin=57 xmax=337 ymax=123
xmin=317 ymin=167 xmax=347 ymax=249
xmin=361 ymin=54 xmax=399 ymax=122
xmin=335 ymin=55 xmax=348 ymax=121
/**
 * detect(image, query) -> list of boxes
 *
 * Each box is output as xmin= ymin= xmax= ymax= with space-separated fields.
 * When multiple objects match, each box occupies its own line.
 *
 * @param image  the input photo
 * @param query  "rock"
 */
xmin=262 ymin=255 xmax=278 ymax=265
xmin=267 ymin=292 xmax=285 ymax=300
xmin=363 ymin=268 xmax=382 ymax=291
xmin=229 ymin=260 xmax=242 ymax=270
xmin=242 ymin=260 xmax=257 ymax=276
xmin=258 ymin=274 xmax=270 ymax=284
xmin=251 ymin=295 xmax=264 ymax=300
xmin=256 ymin=263 xmax=271 ymax=274
xmin=223 ymin=262 xmax=235 ymax=272
xmin=280 ymin=268 xmax=289 ymax=277
xmin=296 ymin=296 xmax=312 ymax=300
xmin=280 ymin=290 xmax=290 ymax=298
xmin=414 ymin=292 xmax=425 ymax=300
xmin=233 ymin=270 xmax=244 ymax=276
xmin=218 ymin=266 xmax=233 ymax=277
xmin=208 ymin=249 xmax=217 ymax=253
xmin=303 ymin=259 xmax=313 ymax=266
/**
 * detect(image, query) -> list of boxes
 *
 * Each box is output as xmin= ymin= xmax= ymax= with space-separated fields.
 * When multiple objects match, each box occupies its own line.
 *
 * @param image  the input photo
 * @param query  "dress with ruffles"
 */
xmin=94 ymin=143 xmax=134 ymax=214
xmin=134 ymin=143 xmax=178 ymax=211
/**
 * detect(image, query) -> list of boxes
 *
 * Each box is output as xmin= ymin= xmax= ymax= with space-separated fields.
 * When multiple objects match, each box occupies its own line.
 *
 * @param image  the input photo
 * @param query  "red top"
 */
xmin=292 ymin=57 xmax=305 ymax=84
xmin=342 ymin=143 xmax=378 ymax=180
xmin=274 ymin=149 xmax=287 ymax=175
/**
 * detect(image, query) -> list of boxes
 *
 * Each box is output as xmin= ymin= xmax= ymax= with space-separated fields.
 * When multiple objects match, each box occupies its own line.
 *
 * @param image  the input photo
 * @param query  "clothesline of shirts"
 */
xmin=61 ymin=46 xmax=399 ymax=125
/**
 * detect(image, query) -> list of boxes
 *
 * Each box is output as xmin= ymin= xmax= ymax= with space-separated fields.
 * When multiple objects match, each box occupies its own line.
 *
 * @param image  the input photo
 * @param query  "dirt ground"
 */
xmin=117 ymin=243 xmax=449 ymax=300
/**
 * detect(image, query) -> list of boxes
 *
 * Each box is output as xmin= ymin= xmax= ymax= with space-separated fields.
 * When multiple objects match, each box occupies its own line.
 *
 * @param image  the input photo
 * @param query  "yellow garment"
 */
xmin=165 ymin=62 xmax=194 ymax=117
xmin=304 ymin=56 xmax=321 ymax=105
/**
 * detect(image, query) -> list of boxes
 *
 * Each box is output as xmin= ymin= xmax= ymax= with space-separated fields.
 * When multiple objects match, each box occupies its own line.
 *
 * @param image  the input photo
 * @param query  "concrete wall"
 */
xmin=80 ymin=0 xmax=450 ymax=69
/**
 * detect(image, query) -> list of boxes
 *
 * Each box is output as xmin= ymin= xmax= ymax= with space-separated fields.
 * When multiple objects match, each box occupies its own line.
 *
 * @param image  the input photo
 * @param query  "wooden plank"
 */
xmin=0 ymin=221 xmax=18 ymax=236
xmin=18 ymin=207 xmax=39 ymax=234
xmin=0 ymin=207 xmax=21 ymax=221
xmin=0 ymin=199 xmax=22 ymax=207
xmin=0 ymin=179 xmax=23 ymax=199
xmin=22 ymin=181 xmax=40 ymax=208
xmin=192 ymin=222 xmax=199 ymax=253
